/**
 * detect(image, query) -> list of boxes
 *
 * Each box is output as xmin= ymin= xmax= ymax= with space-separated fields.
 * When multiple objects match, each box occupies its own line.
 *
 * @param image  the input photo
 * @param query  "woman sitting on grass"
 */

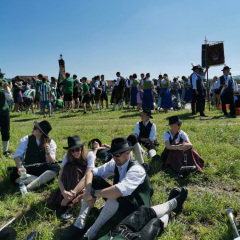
xmin=48 ymin=135 xmax=96 ymax=221
xmin=161 ymin=116 xmax=204 ymax=178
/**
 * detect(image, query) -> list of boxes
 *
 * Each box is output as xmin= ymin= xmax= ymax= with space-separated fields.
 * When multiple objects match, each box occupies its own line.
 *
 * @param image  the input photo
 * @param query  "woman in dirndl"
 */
xmin=142 ymin=73 xmax=154 ymax=110
xmin=130 ymin=73 xmax=138 ymax=108
xmin=161 ymin=116 xmax=204 ymax=178
xmin=159 ymin=74 xmax=173 ymax=113
xmin=136 ymin=73 xmax=145 ymax=111
xmin=47 ymin=135 xmax=95 ymax=221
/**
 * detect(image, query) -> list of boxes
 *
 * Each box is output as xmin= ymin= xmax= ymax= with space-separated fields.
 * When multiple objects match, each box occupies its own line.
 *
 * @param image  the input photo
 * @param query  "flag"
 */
xmin=206 ymin=43 xmax=225 ymax=67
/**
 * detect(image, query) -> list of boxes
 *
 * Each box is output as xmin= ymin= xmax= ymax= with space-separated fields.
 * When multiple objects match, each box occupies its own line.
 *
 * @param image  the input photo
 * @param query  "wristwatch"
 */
xmin=90 ymin=189 xmax=96 ymax=199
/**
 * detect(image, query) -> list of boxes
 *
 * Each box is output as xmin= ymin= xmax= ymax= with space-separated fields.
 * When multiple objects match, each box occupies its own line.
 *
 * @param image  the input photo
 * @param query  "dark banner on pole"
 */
xmin=201 ymin=44 xmax=207 ymax=68
xmin=58 ymin=54 xmax=66 ymax=84
xmin=206 ymin=43 xmax=225 ymax=67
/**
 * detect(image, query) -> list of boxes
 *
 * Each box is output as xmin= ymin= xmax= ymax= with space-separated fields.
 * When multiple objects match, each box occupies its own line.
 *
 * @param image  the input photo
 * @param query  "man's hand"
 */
xmin=62 ymin=190 xmax=74 ymax=201
xmin=2 ymin=82 xmax=9 ymax=89
xmin=18 ymin=167 xmax=27 ymax=177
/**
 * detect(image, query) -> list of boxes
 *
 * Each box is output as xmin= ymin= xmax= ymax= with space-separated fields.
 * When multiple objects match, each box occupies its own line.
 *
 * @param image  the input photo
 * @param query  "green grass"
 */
xmin=0 ymin=106 xmax=239 ymax=239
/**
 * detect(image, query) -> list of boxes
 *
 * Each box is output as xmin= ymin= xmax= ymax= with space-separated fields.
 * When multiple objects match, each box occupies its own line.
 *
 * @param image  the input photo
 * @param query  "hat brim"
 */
xmin=63 ymin=143 xmax=85 ymax=150
xmin=167 ymin=120 xmax=182 ymax=126
xmin=221 ymin=68 xmax=231 ymax=71
xmin=34 ymin=121 xmax=49 ymax=138
xmin=107 ymin=146 xmax=134 ymax=155
xmin=140 ymin=111 xmax=153 ymax=119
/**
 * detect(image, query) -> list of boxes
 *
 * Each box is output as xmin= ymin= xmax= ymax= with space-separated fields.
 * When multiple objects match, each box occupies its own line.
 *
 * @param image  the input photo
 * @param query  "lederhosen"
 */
xmin=161 ymin=131 xmax=204 ymax=173
xmin=92 ymin=158 xmax=153 ymax=217
xmin=47 ymin=161 xmax=86 ymax=206
xmin=114 ymin=78 xmax=125 ymax=102
xmin=219 ymin=75 xmax=235 ymax=116
xmin=10 ymin=135 xmax=60 ymax=183
xmin=94 ymin=81 xmax=102 ymax=102
xmin=190 ymin=72 xmax=197 ymax=113
xmin=0 ymin=85 xmax=10 ymax=142
xmin=195 ymin=75 xmax=205 ymax=114
xmin=100 ymin=81 xmax=108 ymax=101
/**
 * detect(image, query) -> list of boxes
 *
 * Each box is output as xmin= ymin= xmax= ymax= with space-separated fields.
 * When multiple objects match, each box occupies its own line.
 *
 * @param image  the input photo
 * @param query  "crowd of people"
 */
xmin=0 ymin=64 xmax=238 ymax=239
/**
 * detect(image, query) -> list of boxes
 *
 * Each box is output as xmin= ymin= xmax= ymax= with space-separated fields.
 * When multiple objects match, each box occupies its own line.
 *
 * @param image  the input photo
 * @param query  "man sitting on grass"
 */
xmin=11 ymin=120 xmax=60 ymax=191
xmin=61 ymin=137 xmax=153 ymax=240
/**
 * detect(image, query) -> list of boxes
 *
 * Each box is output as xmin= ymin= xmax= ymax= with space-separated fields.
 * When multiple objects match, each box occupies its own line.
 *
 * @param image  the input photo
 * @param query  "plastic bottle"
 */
xmin=19 ymin=180 xmax=28 ymax=196
xmin=20 ymin=164 xmax=27 ymax=181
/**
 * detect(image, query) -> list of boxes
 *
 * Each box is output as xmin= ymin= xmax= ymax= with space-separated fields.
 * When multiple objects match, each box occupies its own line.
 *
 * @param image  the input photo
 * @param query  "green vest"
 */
xmin=0 ymin=85 xmax=9 ymax=111
xmin=143 ymin=81 xmax=152 ymax=90
xmin=114 ymin=159 xmax=153 ymax=208
xmin=24 ymin=135 xmax=46 ymax=165
xmin=172 ymin=82 xmax=178 ymax=89
xmin=132 ymin=79 xmax=139 ymax=87
xmin=161 ymin=81 xmax=169 ymax=88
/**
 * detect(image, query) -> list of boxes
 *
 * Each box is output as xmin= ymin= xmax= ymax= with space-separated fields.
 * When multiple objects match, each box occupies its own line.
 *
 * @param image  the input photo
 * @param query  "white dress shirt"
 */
xmin=92 ymin=159 xmax=146 ymax=197
xmin=191 ymin=72 xmax=198 ymax=90
xmin=163 ymin=130 xmax=190 ymax=143
xmin=133 ymin=121 xmax=156 ymax=141
xmin=62 ymin=151 xmax=96 ymax=168
xmin=217 ymin=75 xmax=235 ymax=91
xmin=4 ymin=87 xmax=12 ymax=100
xmin=13 ymin=135 xmax=57 ymax=160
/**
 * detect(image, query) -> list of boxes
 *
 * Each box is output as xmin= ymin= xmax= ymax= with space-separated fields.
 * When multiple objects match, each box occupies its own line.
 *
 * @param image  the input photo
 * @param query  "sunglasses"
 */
xmin=71 ymin=147 xmax=81 ymax=153
xmin=111 ymin=152 xmax=125 ymax=158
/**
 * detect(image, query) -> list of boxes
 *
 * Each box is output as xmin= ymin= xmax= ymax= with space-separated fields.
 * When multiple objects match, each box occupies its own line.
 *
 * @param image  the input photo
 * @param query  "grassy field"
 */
xmin=0 ymin=106 xmax=240 ymax=240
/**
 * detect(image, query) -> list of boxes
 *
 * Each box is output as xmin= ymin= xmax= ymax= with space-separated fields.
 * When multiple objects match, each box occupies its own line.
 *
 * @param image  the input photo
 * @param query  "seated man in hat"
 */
xmin=127 ymin=109 xmax=157 ymax=171
xmin=11 ymin=120 xmax=60 ymax=191
xmin=61 ymin=137 xmax=153 ymax=240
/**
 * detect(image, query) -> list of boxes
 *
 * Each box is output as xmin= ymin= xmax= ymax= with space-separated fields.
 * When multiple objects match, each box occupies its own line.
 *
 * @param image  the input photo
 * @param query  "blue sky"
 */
xmin=1 ymin=0 xmax=240 ymax=80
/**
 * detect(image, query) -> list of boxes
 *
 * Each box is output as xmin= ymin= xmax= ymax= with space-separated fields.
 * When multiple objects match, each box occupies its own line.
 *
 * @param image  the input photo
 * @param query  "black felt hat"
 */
xmin=63 ymin=135 xmax=84 ymax=150
xmin=141 ymin=108 xmax=153 ymax=119
xmin=221 ymin=66 xmax=231 ymax=71
xmin=107 ymin=137 xmax=133 ymax=154
xmin=88 ymin=138 xmax=102 ymax=149
xmin=34 ymin=120 xmax=52 ymax=138
xmin=167 ymin=116 xmax=182 ymax=125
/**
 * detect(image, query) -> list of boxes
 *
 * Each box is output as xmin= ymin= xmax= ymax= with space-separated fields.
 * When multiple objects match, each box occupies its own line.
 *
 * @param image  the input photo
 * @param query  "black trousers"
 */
xmin=127 ymin=134 xmax=156 ymax=151
xmin=192 ymin=90 xmax=205 ymax=114
xmin=0 ymin=108 xmax=10 ymax=141
xmin=92 ymin=176 xmax=138 ymax=217
xmin=221 ymin=92 xmax=235 ymax=116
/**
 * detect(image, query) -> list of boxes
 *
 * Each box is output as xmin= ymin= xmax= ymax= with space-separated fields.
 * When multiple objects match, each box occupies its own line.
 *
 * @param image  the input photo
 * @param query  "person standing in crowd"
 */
xmin=110 ymin=80 xmax=117 ymax=105
xmin=47 ymin=135 xmax=96 ymax=221
xmin=217 ymin=66 xmax=236 ymax=118
xmin=159 ymin=74 xmax=173 ymax=113
xmin=127 ymin=109 xmax=157 ymax=172
xmin=130 ymin=73 xmax=138 ymax=109
xmin=210 ymin=76 xmax=220 ymax=108
xmin=39 ymin=77 xmax=51 ymax=118
xmin=12 ymin=76 xmax=24 ymax=112
xmin=61 ymin=137 xmax=153 ymax=240
xmin=156 ymin=74 xmax=163 ymax=111
xmin=11 ymin=121 xmax=60 ymax=190
xmin=90 ymin=77 xmax=95 ymax=105
xmin=170 ymin=77 xmax=181 ymax=110
xmin=81 ymin=77 xmax=93 ymax=114
xmin=0 ymin=71 xmax=12 ymax=157
xmin=61 ymin=72 xmax=74 ymax=112
xmin=94 ymin=75 xmax=101 ymax=110
xmin=73 ymin=74 xmax=80 ymax=109
xmin=50 ymin=77 xmax=58 ymax=100
xmin=142 ymin=73 xmax=154 ymax=110
xmin=191 ymin=66 xmax=208 ymax=117
xmin=124 ymin=76 xmax=131 ymax=109
xmin=22 ymin=88 xmax=35 ymax=115
xmin=99 ymin=75 xmax=108 ymax=109
xmin=36 ymin=74 xmax=45 ymax=112
xmin=50 ymin=88 xmax=56 ymax=109
xmin=136 ymin=73 xmax=145 ymax=111
xmin=181 ymin=76 xmax=192 ymax=105
xmin=112 ymin=72 xmax=126 ymax=111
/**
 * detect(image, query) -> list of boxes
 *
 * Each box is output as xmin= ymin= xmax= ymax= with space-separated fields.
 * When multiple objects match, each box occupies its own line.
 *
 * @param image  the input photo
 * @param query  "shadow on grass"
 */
xmin=59 ymin=115 xmax=78 ymax=119
xmin=12 ymin=118 xmax=37 ymax=122
xmin=119 ymin=113 xmax=141 ymax=119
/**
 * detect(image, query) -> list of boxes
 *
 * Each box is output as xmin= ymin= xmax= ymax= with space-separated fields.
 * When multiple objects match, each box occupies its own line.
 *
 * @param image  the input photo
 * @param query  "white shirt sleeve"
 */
xmin=192 ymin=73 xmax=198 ymax=90
xmin=5 ymin=87 xmax=12 ymax=100
xmin=49 ymin=139 xmax=57 ymax=160
xmin=133 ymin=122 xmax=140 ymax=137
xmin=92 ymin=159 xmax=115 ymax=179
xmin=87 ymin=151 xmax=96 ymax=168
xmin=163 ymin=131 xmax=170 ymax=142
xmin=149 ymin=123 xmax=156 ymax=141
xmin=62 ymin=154 xmax=67 ymax=166
xmin=13 ymin=135 xmax=29 ymax=159
xmin=115 ymin=165 xmax=146 ymax=196
xmin=180 ymin=131 xmax=190 ymax=142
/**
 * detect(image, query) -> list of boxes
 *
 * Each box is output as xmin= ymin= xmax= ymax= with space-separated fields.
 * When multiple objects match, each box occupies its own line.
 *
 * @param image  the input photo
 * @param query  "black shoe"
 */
xmin=230 ymin=115 xmax=236 ymax=118
xmin=200 ymin=113 xmax=208 ymax=117
xmin=56 ymin=206 xmax=68 ymax=219
xmin=173 ymin=188 xmax=188 ymax=214
xmin=167 ymin=188 xmax=180 ymax=201
xmin=142 ymin=163 xmax=150 ymax=172
xmin=192 ymin=112 xmax=196 ymax=115
xmin=61 ymin=225 xmax=86 ymax=240
xmin=61 ymin=207 xmax=73 ymax=221
xmin=224 ymin=113 xmax=228 ymax=117
xmin=3 ymin=151 xmax=10 ymax=157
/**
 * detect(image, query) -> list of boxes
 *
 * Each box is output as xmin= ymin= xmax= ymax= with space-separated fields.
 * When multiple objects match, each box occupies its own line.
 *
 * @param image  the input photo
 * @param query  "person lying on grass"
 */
xmin=61 ymin=137 xmax=154 ymax=240
xmin=11 ymin=120 xmax=60 ymax=191
xmin=47 ymin=135 xmax=96 ymax=221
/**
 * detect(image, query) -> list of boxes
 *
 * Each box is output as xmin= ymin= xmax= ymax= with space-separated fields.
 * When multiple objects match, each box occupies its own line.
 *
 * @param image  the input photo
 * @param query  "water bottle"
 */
xmin=20 ymin=164 xmax=27 ymax=181
xmin=19 ymin=180 xmax=28 ymax=196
